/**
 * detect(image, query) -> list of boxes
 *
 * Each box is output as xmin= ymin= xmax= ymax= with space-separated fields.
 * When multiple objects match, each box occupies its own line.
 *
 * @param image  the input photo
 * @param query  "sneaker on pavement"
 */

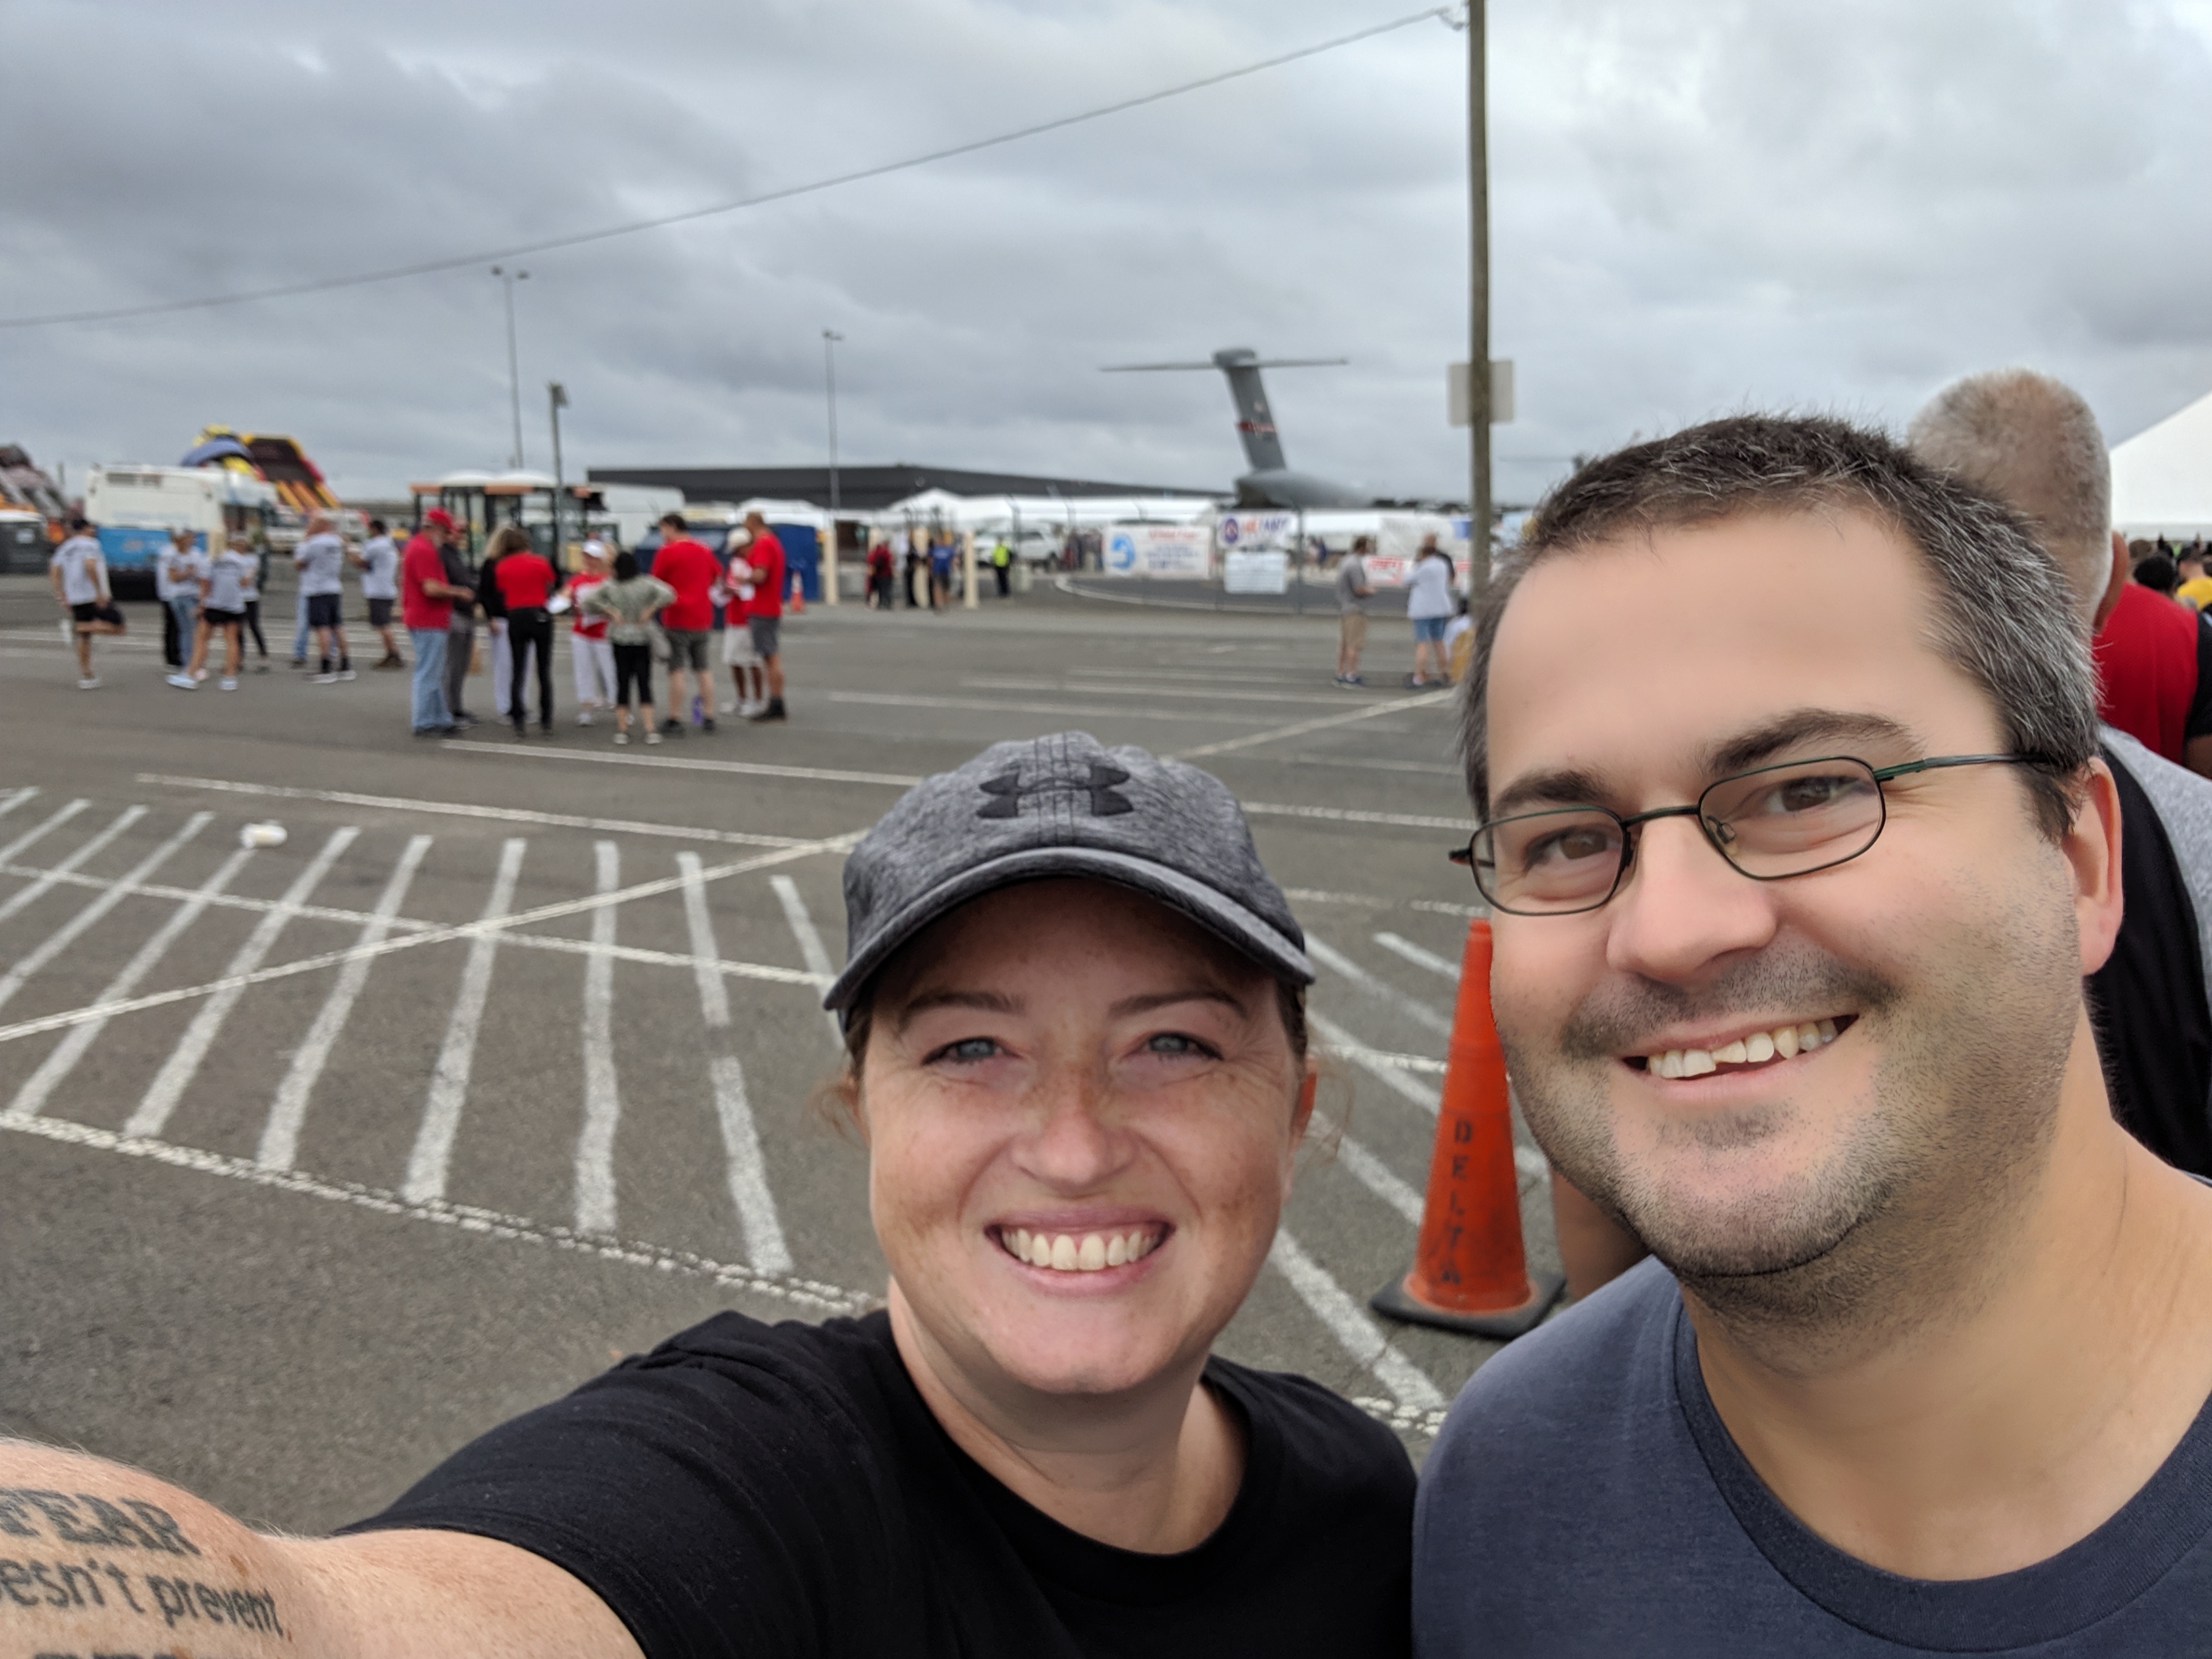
xmin=613 ymin=730 xmax=630 ymax=745
xmin=658 ymin=718 xmax=683 ymax=736
xmin=337 ymin=668 xmax=356 ymax=681
xmin=700 ymin=716 xmax=716 ymax=733
xmin=718 ymin=699 xmax=738 ymax=714
xmin=644 ymin=729 xmax=663 ymax=745
xmin=577 ymin=710 xmax=594 ymax=726
xmin=192 ymin=668 xmax=209 ymax=682
xmin=220 ymin=677 xmax=239 ymax=691
xmin=312 ymin=672 xmax=340 ymax=684
xmin=166 ymin=673 xmax=197 ymax=691
xmin=746 ymin=698 xmax=787 ymax=722
xmin=77 ymin=676 xmax=100 ymax=690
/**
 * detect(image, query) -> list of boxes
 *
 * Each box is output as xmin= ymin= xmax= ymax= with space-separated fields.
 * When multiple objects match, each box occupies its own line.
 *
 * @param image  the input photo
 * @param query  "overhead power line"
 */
xmin=0 ymin=7 xmax=1453 ymax=331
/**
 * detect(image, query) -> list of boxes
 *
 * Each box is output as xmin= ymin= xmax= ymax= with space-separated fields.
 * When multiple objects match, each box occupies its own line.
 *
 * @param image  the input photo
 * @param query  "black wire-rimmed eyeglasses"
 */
xmin=1450 ymin=753 xmax=2054 ymax=916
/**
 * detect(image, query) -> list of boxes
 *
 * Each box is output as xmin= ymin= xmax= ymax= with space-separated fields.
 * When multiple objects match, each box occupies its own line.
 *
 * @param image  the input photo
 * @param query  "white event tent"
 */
xmin=2112 ymin=389 xmax=2212 ymax=538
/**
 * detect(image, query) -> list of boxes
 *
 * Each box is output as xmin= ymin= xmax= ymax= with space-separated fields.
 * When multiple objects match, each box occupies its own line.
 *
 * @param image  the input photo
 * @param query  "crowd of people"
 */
xmin=1332 ymin=531 xmax=1472 ymax=690
xmin=23 ymin=371 xmax=2212 ymax=1652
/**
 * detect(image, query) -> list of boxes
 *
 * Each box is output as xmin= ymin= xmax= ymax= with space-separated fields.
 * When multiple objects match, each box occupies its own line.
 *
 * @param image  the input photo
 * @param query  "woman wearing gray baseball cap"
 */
xmin=0 ymin=735 xmax=1414 ymax=1658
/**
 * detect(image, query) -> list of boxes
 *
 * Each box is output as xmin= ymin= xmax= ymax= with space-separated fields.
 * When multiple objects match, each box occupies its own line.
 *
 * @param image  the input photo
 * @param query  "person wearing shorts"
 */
xmin=183 ymin=534 xmax=260 ymax=691
xmin=354 ymin=518 xmax=403 ymax=668
xmin=294 ymin=513 xmax=353 ymax=682
xmin=736 ymin=510 xmax=788 ymax=722
xmin=581 ymin=552 xmax=674 ymax=745
xmin=648 ymin=512 xmax=718 ymax=735
xmin=720 ymin=586 xmax=763 ymax=715
xmin=1402 ymin=535 xmax=1456 ymax=688
xmin=49 ymin=519 xmax=122 ymax=689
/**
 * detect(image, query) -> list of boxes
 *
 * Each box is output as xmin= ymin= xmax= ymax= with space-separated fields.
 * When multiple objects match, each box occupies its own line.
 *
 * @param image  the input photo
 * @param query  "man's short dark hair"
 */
xmin=1458 ymin=414 xmax=2098 ymax=841
xmin=2135 ymin=554 xmax=2180 ymax=596
xmin=369 ymin=516 xmax=386 ymax=534
xmin=659 ymin=512 xmax=687 ymax=533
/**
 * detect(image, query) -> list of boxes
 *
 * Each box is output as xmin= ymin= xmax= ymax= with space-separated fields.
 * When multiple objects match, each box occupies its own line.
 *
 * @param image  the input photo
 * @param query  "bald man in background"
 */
xmin=1550 ymin=369 xmax=2212 ymax=1300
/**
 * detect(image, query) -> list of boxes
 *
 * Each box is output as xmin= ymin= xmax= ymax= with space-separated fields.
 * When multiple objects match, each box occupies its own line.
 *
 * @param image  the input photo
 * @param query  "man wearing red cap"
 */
xmin=403 ymin=510 xmax=474 ymax=735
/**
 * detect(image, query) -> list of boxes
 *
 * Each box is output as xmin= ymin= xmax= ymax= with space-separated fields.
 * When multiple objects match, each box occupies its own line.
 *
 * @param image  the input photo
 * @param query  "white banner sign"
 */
xmin=1104 ymin=523 xmax=1211 ymax=578
xmin=1223 ymin=550 xmax=1290 ymax=594
xmin=1214 ymin=512 xmax=1298 ymax=551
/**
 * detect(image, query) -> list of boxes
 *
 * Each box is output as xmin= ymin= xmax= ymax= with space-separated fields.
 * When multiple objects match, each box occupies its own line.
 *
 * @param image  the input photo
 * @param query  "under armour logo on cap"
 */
xmin=825 ymin=731 xmax=1313 ymax=1014
xmin=976 ymin=760 xmax=1134 ymax=819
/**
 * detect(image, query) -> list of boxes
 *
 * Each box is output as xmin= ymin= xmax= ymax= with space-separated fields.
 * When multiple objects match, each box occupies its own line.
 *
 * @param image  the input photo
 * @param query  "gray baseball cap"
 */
xmin=825 ymin=731 xmax=1313 ymax=1015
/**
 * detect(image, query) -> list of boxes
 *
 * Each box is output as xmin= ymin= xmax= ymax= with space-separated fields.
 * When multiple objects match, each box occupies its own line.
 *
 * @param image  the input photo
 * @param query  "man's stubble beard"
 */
xmin=1505 ymin=890 xmax=2081 ymax=1349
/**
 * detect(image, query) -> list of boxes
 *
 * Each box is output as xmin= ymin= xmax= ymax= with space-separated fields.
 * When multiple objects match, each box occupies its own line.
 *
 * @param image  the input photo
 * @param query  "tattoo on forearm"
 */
xmin=0 ymin=1489 xmax=283 ymax=1647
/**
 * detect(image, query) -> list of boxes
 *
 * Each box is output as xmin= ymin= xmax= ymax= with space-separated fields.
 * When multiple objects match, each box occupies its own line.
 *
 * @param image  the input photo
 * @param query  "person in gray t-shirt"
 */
xmin=1333 ymin=537 xmax=1373 ymax=687
xmin=1423 ymin=415 xmax=2212 ymax=1656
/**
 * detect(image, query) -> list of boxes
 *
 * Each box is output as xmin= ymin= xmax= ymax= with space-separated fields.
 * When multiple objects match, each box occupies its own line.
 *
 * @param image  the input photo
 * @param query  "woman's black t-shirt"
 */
xmin=344 ymin=1310 xmax=1416 ymax=1658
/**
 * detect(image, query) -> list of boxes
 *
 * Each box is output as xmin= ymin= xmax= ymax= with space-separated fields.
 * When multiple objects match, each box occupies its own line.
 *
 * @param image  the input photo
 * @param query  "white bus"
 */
xmin=83 ymin=465 xmax=282 ymax=595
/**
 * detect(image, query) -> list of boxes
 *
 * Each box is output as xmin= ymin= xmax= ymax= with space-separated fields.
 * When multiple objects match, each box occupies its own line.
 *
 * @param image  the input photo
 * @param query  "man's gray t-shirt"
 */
xmin=1415 ymin=1258 xmax=2212 ymax=1654
xmin=295 ymin=531 xmax=346 ymax=596
xmin=1335 ymin=555 xmax=1370 ymax=615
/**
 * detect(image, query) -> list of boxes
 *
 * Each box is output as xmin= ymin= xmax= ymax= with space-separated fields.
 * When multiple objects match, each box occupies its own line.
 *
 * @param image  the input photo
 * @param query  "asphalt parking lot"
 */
xmin=0 ymin=571 xmax=1555 ymax=1531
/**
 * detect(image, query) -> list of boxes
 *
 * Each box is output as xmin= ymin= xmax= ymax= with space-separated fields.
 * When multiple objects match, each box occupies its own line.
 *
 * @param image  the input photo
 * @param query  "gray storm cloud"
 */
xmin=1 ymin=0 xmax=2206 ymax=504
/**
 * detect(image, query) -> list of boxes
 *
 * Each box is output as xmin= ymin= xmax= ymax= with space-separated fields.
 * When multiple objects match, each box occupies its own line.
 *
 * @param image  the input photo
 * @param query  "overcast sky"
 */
xmin=3 ymin=0 xmax=2209 ymax=508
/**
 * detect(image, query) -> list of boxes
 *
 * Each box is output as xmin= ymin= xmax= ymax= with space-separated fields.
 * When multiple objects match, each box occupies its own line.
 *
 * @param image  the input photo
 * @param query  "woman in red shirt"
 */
xmin=489 ymin=525 xmax=560 ymax=737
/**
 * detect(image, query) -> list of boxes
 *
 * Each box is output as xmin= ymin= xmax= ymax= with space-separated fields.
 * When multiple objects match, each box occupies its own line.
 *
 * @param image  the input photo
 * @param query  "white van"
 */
xmin=83 ymin=465 xmax=281 ymax=596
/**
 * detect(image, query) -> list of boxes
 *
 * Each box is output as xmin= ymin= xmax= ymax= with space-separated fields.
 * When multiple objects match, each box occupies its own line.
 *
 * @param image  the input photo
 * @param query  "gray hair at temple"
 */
xmin=1906 ymin=369 xmax=2111 ymax=630
xmin=1456 ymin=413 xmax=2099 ymax=844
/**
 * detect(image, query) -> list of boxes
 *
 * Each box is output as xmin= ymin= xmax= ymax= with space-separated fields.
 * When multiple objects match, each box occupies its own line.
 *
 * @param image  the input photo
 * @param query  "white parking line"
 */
xmin=125 ymin=827 xmax=360 ymax=1139
xmin=1311 ymin=1010 xmax=1547 ymax=1186
xmin=0 ymin=802 xmax=138 ymax=926
xmin=962 ymin=677 xmax=1345 ymax=708
xmin=1307 ymin=936 xmax=1454 ymax=1038
xmin=827 ymin=690 xmax=1271 ymax=726
xmin=5 ymin=846 xmax=258 ymax=1120
xmin=440 ymin=742 xmax=919 ymax=788
xmin=679 ymin=853 xmax=793 ymax=1276
xmin=0 ymin=1109 xmax=875 ymax=1316
xmin=260 ymin=836 xmax=432 ymax=1171
xmin=1372 ymin=931 xmax=1460 ymax=982
xmin=1269 ymin=1229 xmax=1445 ymax=1410
xmin=1240 ymin=800 xmax=1470 ymax=832
xmin=769 ymin=874 xmax=842 ymax=1046
xmin=1175 ymin=689 xmax=1452 ymax=760
xmin=574 ymin=841 xmax=622 ymax=1236
xmin=403 ymin=839 xmax=527 ymax=1204
xmin=137 ymin=774 xmax=813 ymax=850
xmin=1315 ymin=1115 xmax=1426 ymax=1226
xmin=0 ymin=832 xmax=863 ymax=1050
xmin=0 ymin=787 xmax=37 ymax=821
xmin=0 ymin=813 xmax=212 ymax=1015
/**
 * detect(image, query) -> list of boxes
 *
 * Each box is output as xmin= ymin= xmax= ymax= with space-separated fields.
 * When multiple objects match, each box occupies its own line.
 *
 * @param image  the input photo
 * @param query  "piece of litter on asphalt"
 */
xmin=240 ymin=821 xmax=287 ymax=848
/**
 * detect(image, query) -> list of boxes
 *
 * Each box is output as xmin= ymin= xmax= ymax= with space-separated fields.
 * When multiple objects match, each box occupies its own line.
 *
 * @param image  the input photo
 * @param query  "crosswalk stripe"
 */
xmin=1268 ymin=1229 xmax=1446 ymax=1410
xmin=574 ymin=841 xmax=622 ymax=1236
xmin=0 ymin=804 xmax=142 ymax=928
xmin=1372 ymin=930 xmax=1460 ymax=981
xmin=260 ymin=836 xmax=433 ymax=1171
xmin=680 ymin=853 xmax=793 ymax=1276
xmin=0 ymin=813 xmax=212 ymax=1015
xmin=403 ymin=839 xmax=527 ymax=1204
xmin=5 ymin=846 xmax=258 ymax=1120
xmin=125 ymin=827 xmax=360 ymax=1140
xmin=1307 ymin=935 xmax=1454 ymax=1038
xmin=0 ymin=798 xmax=87 ymax=869
xmin=769 ymin=874 xmax=842 ymax=1047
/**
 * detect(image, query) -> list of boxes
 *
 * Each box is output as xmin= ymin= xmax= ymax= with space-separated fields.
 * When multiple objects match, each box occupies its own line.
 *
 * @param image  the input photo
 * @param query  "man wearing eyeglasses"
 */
xmin=1414 ymin=414 xmax=2212 ymax=1654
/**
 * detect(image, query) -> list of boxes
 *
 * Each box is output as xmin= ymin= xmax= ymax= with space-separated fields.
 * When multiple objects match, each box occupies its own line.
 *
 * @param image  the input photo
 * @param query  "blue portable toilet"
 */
xmin=773 ymin=522 xmax=821 ymax=603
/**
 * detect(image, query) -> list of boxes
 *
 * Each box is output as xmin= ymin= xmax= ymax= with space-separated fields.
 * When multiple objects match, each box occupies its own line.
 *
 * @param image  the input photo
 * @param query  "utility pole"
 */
xmin=491 ymin=265 xmax=530 ymax=470
xmin=548 ymin=382 xmax=569 ymax=566
xmin=822 ymin=329 xmax=844 ymax=516
xmin=1465 ymin=0 xmax=1490 ymax=599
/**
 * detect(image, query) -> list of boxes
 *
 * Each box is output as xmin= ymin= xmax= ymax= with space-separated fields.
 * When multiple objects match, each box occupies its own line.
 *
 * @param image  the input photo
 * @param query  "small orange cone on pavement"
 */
xmin=1372 ymin=918 xmax=1566 ymax=1338
xmin=790 ymin=571 xmax=806 ymax=613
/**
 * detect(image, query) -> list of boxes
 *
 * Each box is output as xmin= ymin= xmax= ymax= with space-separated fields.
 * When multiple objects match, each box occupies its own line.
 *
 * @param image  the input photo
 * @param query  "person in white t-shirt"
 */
xmin=161 ymin=529 xmax=211 ymax=685
xmin=352 ymin=518 xmax=404 ymax=669
xmin=180 ymin=533 xmax=261 ymax=691
xmin=49 ymin=518 xmax=124 ymax=689
xmin=294 ymin=514 xmax=353 ymax=682
xmin=1401 ymin=535 xmax=1456 ymax=689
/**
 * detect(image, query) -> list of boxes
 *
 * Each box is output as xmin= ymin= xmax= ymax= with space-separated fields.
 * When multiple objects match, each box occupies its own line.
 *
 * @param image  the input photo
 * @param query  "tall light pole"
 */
xmin=1462 ymin=1 xmax=1490 ymax=598
xmin=491 ymin=264 xmax=531 ymax=470
xmin=548 ymin=381 xmax=570 ymax=565
xmin=822 ymin=329 xmax=845 ymax=519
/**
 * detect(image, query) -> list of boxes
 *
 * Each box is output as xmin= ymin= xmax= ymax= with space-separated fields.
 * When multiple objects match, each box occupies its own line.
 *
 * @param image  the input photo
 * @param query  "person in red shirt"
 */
xmin=718 ymin=533 xmax=766 ymax=718
xmin=2093 ymin=558 xmax=2212 ymax=775
xmin=485 ymin=525 xmax=560 ymax=737
xmin=649 ymin=512 xmax=719 ymax=735
xmin=731 ymin=510 xmax=788 ymax=723
xmin=402 ymin=510 xmax=473 ymax=735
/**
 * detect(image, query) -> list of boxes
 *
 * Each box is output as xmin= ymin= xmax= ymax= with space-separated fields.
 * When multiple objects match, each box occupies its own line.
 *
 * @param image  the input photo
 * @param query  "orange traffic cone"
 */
xmin=1372 ymin=918 xmax=1565 ymax=1338
xmin=789 ymin=571 xmax=806 ymax=613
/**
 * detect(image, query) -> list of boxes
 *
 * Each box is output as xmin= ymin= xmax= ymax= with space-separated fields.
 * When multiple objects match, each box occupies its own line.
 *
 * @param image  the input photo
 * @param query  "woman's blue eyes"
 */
xmin=926 ymin=1033 xmax=1218 ymax=1063
xmin=1145 ymin=1033 xmax=1211 ymax=1057
xmin=939 ymin=1037 xmax=999 ymax=1063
